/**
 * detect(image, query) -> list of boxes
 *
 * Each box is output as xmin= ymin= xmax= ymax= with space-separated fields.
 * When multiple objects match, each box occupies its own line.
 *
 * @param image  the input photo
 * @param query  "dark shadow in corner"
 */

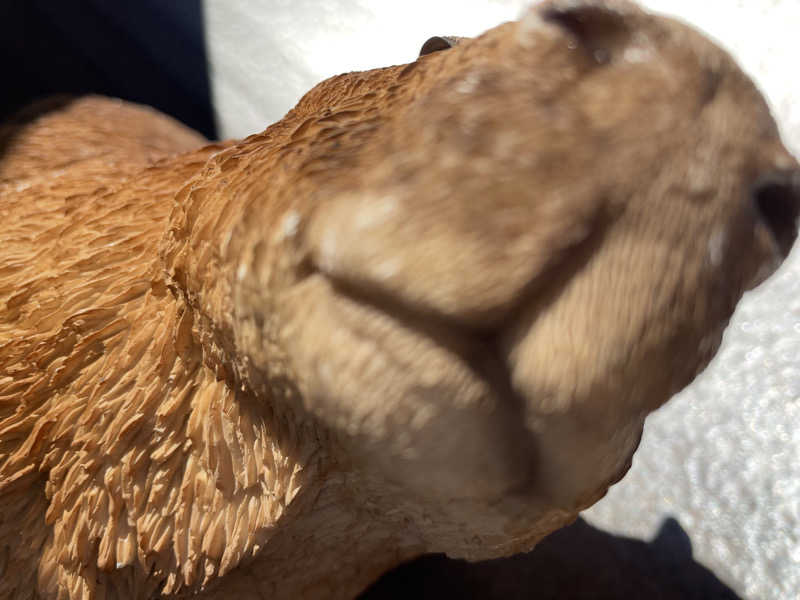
xmin=0 ymin=0 xmax=216 ymax=140
xmin=360 ymin=517 xmax=742 ymax=600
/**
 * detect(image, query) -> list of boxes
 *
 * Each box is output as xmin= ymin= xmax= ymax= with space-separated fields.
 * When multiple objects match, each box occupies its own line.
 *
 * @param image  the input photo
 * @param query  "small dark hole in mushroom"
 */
xmin=752 ymin=175 xmax=800 ymax=256
xmin=543 ymin=10 xmax=588 ymax=43
xmin=541 ymin=6 xmax=631 ymax=65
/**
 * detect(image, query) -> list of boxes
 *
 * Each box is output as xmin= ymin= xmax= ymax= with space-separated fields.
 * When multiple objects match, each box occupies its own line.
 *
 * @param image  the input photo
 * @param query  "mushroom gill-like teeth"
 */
xmin=148 ymin=514 xmax=174 ymax=556
xmin=201 ymin=510 xmax=227 ymax=562
xmin=241 ymin=419 xmax=260 ymax=490
xmin=222 ymin=402 xmax=245 ymax=494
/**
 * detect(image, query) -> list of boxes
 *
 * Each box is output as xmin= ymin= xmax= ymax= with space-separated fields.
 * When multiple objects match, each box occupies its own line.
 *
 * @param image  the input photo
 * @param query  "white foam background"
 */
xmin=203 ymin=2 xmax=800 ymax=597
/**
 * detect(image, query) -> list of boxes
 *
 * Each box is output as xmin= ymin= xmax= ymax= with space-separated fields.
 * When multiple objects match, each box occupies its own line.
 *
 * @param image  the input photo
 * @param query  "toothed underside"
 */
xmin=0 ymin=99 xmax=314 ymax=599
xmin=0 ymin=54 xmax=431 ymax=597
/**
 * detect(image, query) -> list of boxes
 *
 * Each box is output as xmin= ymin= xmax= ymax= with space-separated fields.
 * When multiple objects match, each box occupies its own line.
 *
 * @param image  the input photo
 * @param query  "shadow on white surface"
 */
xmin=360 ymin=517 xmax=741 ymax=599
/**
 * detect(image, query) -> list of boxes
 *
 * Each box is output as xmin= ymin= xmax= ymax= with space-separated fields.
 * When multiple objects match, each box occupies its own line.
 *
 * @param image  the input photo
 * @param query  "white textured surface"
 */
xmin=202 ymin=1 xmax=800 ymax=597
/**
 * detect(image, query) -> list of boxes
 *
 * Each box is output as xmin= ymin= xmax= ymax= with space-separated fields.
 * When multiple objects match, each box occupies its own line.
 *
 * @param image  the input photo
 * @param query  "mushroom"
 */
xmin=1 ymin=1 xmax=798 ymax=599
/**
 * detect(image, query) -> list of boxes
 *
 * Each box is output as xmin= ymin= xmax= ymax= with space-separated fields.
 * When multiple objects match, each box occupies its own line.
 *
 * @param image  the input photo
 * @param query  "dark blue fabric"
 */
xmin=0 ymin=0 xmax=216 ymax=138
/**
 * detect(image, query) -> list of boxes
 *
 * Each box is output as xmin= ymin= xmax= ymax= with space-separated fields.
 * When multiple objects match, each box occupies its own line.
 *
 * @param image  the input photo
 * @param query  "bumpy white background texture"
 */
xmin=203 ymin=1 xmax=800 ymax=597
